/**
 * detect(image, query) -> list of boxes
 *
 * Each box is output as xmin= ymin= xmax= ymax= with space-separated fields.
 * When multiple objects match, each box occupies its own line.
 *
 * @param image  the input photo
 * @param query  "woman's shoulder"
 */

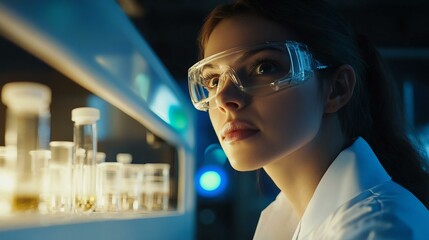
xmin=309 ymin=180 xmax=429 ymax=239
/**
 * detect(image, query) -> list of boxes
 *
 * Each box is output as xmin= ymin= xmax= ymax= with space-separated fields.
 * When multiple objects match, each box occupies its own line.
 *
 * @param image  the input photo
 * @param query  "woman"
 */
xmin=188 ymin=0 xmax=429 ymax=239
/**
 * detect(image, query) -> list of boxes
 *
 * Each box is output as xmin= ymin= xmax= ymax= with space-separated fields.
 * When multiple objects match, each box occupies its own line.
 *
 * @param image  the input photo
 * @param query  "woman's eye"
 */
xmin=255 ymin=62 xmax=277 ymax=75
xmin=202 ymin=75 xmax=219 ymax=89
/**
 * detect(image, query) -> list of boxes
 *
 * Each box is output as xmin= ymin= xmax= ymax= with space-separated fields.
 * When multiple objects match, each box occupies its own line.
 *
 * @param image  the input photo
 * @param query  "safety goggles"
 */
xmin=188 ymin=41 xmax=328 ymax=111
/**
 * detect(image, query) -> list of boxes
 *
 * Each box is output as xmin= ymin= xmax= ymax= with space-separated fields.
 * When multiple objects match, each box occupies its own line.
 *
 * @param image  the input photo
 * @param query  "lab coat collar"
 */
xmin=296 ymin=137 xmax=392 ymax=239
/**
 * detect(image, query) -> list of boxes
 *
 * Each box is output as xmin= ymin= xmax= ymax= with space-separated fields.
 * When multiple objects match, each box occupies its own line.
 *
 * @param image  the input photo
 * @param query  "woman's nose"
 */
xmin=213 ymin=72 xmax=247 ymax=112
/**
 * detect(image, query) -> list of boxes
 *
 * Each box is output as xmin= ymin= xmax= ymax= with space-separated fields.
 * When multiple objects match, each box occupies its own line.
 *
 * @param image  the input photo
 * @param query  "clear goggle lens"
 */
xmin=188 ymin=41 xmax=327 ymax=111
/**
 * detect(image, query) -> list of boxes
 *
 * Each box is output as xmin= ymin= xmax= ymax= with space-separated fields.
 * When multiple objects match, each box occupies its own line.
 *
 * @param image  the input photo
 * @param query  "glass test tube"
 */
xmin=72 ymin=107 xmax=100 ymax=213
xmin=1 ymin=82 xmax=51 ymax=213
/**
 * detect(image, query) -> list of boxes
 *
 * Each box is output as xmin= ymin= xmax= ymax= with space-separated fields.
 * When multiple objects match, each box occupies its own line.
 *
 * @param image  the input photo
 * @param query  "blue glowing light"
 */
xmin=200 ymin=171 xmax=221 ymax=191
xmin=196 ymin=165 xmax=228 ymax=197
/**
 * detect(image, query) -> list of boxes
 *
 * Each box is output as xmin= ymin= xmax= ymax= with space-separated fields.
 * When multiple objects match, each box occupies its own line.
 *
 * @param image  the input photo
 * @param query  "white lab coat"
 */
xmin=253 ymin=137 xmax=429 ymax=239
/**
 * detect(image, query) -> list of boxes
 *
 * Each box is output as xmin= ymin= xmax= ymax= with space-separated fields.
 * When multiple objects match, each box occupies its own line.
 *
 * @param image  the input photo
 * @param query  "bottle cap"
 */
xmin=1 ymin=82 xmax=51 ymax=111
xmin=71 ymin=107 xmax=100 ymax=124
xmin=96 ymin=152 xmax=106 ymax=164
xmin=116 ymin=153 xmax=132 ymax=164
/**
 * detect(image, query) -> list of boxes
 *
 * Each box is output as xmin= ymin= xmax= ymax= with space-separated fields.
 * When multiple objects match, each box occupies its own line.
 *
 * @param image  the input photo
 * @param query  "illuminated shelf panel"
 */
xmin=0 ymin=211 xmax=181 ymax=229
xmin=0 ymin=212 xmax=192 ymax=240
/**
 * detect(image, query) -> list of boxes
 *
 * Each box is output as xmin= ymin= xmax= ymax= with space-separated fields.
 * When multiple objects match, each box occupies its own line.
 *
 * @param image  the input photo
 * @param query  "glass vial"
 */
xmin=46 ymin=141 xmax=74 ymax=213
xmin=96 ymin=162 xmax=122 ymax=212
xmin=121 ymin=164 xmax=145 ymax=211
xmin=0 ymin=146 xmax=14 ymax=215
xmin=1 ymin=82 xmax=51 ymax=213
xmin=71 ymin=107 xmax=100 ymax=213
xmin=143 ymin=163 xmax=170 ymax=211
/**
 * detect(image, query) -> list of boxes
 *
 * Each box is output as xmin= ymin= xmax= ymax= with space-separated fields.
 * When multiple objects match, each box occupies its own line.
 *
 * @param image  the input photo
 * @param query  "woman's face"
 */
xmin=205 ymin=14 xmax=326 ymax=171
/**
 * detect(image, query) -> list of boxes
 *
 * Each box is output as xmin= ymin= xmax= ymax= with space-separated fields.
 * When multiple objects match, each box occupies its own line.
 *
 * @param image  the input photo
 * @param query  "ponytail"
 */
xmin=353 ymin=34 xmax=429 ymax=208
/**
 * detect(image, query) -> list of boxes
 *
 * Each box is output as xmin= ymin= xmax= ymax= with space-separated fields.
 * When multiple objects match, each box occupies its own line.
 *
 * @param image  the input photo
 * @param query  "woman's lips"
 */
xmin=221 ymin=121 xmax=259 ymax=144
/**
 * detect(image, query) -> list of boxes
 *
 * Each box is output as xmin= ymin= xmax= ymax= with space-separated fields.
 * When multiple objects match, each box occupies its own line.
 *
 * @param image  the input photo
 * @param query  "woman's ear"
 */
xmin=324 ymin=64 xmax=356 ymax=114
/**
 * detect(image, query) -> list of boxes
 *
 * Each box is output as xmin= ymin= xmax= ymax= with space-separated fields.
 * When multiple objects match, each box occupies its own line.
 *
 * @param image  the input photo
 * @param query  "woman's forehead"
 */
xmin=204 ymin=14 xmax=296 ymax=58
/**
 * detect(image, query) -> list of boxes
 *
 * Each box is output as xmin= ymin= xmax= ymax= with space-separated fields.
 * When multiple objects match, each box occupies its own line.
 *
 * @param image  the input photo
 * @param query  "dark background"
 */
xmin=1 ymin=1 xmax=428 ymax=239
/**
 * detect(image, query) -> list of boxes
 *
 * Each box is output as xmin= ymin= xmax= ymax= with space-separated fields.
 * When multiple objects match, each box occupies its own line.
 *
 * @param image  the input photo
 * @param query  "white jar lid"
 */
xmin=71 ymin=107 xmax=100 ymax=124
xmin=116 ymin=153 xmax=132 ymax=164
xmin=1 ymin=82 xmax=51 ymax=110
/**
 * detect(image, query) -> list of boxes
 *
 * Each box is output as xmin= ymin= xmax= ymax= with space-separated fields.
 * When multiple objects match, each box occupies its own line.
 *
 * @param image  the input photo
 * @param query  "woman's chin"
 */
xmin=228 ymin=158 xmax=263 ymax=172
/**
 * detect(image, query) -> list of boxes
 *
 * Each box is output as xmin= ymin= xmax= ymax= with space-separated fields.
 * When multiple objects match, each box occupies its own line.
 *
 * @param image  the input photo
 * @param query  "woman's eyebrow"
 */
xmin=201 ymin=47 xmax=284 ymax=72
xmin=236 ymin=47 xmax=284 ymax=63
xmin=201 ymin=63 xmax=215 ymax=72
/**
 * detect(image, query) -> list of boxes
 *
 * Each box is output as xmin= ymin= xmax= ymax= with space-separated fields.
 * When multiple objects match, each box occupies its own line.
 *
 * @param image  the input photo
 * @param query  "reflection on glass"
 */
xmin=150 ymin=85 xmax=188 ymax=132
xmin=133 ymin=73 xmax=150 ymax=101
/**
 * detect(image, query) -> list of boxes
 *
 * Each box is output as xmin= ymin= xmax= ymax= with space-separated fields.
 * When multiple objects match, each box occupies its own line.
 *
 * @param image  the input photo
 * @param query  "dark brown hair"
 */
xmin=198 ymin=0 xmax=429 ymax=207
